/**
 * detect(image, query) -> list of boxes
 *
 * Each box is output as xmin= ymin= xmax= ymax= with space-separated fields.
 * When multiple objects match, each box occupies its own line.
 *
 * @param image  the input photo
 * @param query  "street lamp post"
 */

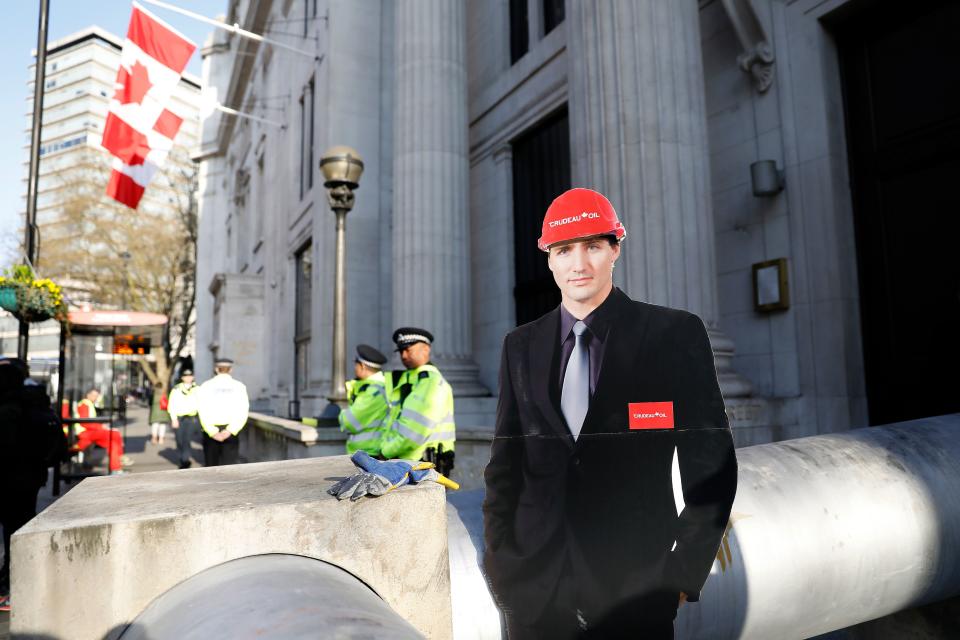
xmin=17 ymin=0 xmax=51 ymax=362
xmin=119 ymin=251 xmax=132 ymax=309
xmin=318 ymin=146 xmax=363 ymax=422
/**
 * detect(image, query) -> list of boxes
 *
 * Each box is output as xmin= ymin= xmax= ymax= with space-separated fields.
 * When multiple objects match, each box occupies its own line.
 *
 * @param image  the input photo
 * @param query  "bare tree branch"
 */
xmin=39 ymin=148 xmax=199 ymax=386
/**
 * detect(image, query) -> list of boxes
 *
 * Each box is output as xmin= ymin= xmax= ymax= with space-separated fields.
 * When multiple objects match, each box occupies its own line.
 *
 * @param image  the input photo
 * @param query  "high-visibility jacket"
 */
xmin=339 ymin=371 xmax=391 ymax=456
xmin=197 ymin=373 xmax=249 ymax=437
xmin=77 ymin=398 xmax=97 ymax=419
xmin=67 ymin=398 xmax=101 ymax=435
xmin=380 ymin=364 xmax=455 ymax=461
xmin=168 ymin=381 xmax=200 ymax=417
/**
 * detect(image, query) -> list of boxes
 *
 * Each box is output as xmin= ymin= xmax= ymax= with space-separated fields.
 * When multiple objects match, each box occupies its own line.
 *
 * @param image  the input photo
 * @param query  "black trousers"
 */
xmin=176 ymin=416 xmax=200 ymax=466
xmin=505 ymin=565 xmax=676 ymax=640
xmin=175 ymin=415 xmax=199 ymax=466
xmin=202 ymin=431 xmax=239 ymax=466
xmin=1 ymin=483 xmax=39 ymax=594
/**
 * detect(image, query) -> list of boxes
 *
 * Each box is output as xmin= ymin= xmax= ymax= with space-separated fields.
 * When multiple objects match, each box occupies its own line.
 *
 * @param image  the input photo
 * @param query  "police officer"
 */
xmin=168 ymin=369 xmax=200 ymax=469
xmin=339 ymin=344 xmax=390 ymax=456
xmin=381 ymin=328 xmax=455 ymax=476
xmin=197 ymin=357 xmax=249 ymax=466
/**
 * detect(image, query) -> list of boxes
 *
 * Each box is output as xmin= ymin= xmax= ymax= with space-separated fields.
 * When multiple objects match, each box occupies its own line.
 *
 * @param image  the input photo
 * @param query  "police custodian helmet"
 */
xmin=392 ymin=327 xmax=433 ymax=351
xmin=355 ymin=344 xmax=388 ymax=369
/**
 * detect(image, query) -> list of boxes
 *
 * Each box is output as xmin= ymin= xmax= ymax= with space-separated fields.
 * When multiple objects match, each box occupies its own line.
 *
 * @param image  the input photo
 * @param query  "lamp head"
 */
xmin=320 ymin=146 xmax=364 ymax=189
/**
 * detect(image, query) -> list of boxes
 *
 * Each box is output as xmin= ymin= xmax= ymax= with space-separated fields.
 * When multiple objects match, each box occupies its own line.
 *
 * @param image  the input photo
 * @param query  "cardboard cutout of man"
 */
xmin=483 ymin=188 xmax=738 ymax=638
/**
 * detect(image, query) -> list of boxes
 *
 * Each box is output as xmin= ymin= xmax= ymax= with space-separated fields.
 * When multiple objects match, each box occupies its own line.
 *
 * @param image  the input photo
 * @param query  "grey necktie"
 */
xmin=561 ymin=320 xmax=589 ymax=440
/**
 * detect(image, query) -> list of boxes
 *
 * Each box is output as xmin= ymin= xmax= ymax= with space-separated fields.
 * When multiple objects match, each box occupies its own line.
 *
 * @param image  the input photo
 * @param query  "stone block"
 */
xmin=708 ymin=102 xmax=756 ymax=155
xmin=724 ymin=311 xmax=772 ymax=356
xmin=712 ymin=183 xmax=755 ymax=233
xmin=716 ymin=225 xmax=765 ymax=275
xmin=718 ymin=269 xmax=754 ymax=316
xmin=710 ymin=139 xmax=754 ymax=193
xmin=733 ymin=353 xmax=774 ymax=396
xmin=772 ymin=350 xmax=801 ymax=397
xmin=12 ymin=456 xmax=452 ymax=640
xmin=762 ymin=213 xmax=791 ymax=258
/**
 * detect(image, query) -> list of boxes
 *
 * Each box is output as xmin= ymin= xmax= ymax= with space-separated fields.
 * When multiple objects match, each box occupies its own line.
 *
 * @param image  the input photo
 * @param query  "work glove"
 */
xmin=327 ymin=451 xmax=459 ymax=501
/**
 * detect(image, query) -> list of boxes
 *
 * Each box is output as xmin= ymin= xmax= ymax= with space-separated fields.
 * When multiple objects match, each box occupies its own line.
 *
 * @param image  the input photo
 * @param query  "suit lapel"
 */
xmin=529 ymin=307 xmax=574 ymax=448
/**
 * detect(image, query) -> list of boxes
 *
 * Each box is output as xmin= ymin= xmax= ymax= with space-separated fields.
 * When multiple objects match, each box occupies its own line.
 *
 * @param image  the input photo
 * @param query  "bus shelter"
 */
xmin=56 ymin=310 xmax=167 ymax=491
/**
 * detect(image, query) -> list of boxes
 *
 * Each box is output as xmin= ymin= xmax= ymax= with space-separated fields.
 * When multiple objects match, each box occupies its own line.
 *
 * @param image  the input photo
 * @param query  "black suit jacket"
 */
xmin=482 ymin=288 xmax=738 ymax=627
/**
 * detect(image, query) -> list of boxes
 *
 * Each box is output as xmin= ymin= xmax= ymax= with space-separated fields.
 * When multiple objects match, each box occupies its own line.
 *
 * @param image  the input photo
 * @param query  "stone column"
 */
xmin=393 ymin=0 xmax=487 ymax=395
xmin=567 ymin=1 xmax=754 ymax=401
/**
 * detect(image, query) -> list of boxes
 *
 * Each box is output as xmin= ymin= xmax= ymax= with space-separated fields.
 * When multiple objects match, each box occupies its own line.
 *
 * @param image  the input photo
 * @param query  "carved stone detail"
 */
xmin=326 ymin=183 xmax=355 ymax=212
xmin=720 ymin=0 xmax=776 ymax=93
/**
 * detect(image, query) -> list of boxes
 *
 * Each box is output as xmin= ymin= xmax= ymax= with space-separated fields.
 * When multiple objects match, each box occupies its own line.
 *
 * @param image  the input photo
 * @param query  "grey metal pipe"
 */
xmin=120 ymin=554 xmax=423 ymax=640
xmin=677 ymin=414 xmax=960 ymax=639
xmin=445 ymin=415 xmax=960 ymax=639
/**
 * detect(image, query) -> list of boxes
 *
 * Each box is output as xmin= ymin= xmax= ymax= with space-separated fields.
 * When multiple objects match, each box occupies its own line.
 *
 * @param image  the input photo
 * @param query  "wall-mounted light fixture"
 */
xmin=750 ymin=160 xmax=785 ymax=197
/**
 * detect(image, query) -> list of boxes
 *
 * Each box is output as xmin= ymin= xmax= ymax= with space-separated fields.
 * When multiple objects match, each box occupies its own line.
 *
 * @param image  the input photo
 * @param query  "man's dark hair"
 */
xmin=603 ymin=234 xmax=620 ymax=247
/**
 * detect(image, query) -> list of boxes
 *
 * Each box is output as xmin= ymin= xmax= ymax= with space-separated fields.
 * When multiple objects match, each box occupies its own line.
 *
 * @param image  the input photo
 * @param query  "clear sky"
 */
xmin=0 ymin=0 xmax=227 ymax=266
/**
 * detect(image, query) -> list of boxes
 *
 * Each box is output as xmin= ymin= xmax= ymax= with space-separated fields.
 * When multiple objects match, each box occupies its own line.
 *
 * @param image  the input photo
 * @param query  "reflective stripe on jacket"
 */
xmin=197 ymin=373 xmax=250 ymax=437
xmin=339 ymin=371 xmax=390 ymax=456
xmin=380 ymin=364 xmax=455 ymax=461
xmin=168 ymin=382 xmax=200 ymax=417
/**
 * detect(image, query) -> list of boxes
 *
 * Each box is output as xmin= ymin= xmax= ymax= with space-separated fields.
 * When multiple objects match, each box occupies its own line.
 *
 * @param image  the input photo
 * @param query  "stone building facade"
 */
xmin=195 ymin=0 xmax=960 ymax=442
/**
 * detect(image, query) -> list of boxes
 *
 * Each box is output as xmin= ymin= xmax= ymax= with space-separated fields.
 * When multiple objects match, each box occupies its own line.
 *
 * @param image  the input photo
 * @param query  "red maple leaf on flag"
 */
xmin=113 ymin=60 xmax=152 ymax=105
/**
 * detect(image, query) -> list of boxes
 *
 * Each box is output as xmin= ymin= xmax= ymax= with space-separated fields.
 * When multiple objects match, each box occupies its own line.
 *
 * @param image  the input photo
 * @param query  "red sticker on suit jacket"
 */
xmin=628 ymin=402 xmax=674 ymax=429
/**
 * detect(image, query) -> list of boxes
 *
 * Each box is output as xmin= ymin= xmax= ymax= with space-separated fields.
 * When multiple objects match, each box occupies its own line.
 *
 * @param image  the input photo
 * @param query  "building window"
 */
xmin=38 ymin=134 xmax=87 ymax=157
xmin=512 ymin=107 xmax=570 ymax=325
xmin=299 ymin=77 xmax=315 ymax=200
xmin=294 ymin=241 xmax=312 ymax=396
xmin=303 ymin=0 xmax=317 ymax=37
xmin=510 ymin=0 xmax=529 ymax=64
xmin=543 ymin=0 xmax=565 ymax=35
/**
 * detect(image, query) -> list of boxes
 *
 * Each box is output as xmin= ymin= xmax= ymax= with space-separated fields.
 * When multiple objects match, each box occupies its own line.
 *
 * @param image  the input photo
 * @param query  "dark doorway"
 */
xmin=512 ymin=107 xmax=570 ymax=326
xmin=834 ymin=0 xmax=960 ymax=425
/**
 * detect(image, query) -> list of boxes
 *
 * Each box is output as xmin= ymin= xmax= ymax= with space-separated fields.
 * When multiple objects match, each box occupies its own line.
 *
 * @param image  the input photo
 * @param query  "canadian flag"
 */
xmin=102 ymin=3 xmax=196 ymax=209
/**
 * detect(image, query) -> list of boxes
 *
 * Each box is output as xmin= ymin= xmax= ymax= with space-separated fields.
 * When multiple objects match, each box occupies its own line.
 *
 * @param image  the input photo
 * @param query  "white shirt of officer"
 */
xmin=197 ymin=371 xmax=249 ymax=436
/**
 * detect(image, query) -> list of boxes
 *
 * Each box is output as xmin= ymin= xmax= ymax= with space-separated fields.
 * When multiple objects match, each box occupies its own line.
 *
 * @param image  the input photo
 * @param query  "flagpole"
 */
xmin=138 ymin=0 xmax=319 ymax=60
xmin=213 ymin=104 xmax=286 ymax=129
xmin=18 ymin=0 xmax=50 ymax=362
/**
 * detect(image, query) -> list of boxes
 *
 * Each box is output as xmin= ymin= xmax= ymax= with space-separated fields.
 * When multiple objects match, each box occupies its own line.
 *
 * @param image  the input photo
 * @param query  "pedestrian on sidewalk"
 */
xmin=149 ymin=382 xmax=171 ymax=445
xmin=74 ymin=389 xmax=130 ymax=474
xmin=168 ymin=369 xmax=200 ymax=469
xmin=0 ymin=358 xmax=59 ymax=611
xmin=197 ymin=358 xmax=249 ymax=466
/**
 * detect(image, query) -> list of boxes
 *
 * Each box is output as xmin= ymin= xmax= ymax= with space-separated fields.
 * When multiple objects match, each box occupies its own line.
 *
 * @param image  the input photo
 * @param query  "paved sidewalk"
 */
xmin=1 ymin=404 xmax=205 ymax=637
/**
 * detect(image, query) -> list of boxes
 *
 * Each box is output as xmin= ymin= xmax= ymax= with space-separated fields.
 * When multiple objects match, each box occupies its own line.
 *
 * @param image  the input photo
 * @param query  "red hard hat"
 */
xmin=537 ymin=188 xmax=626 ymax=252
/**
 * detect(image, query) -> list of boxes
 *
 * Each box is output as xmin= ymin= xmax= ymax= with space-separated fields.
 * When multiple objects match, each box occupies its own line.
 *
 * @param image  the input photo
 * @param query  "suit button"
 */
xmin=571 ymin=456 xmax=580 ymax=466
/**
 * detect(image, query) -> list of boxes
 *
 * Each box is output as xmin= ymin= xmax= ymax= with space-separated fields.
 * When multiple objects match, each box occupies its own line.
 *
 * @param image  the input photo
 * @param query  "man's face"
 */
xmin=399 ymin=342 xmax=431 ymax=369
xmin=182 ymin=375 xmax=194 ymax=385
xmin=87 ymin=390 xmax=100 ymax=403
xmin=547 ymin=236 xmax=621 ymax=307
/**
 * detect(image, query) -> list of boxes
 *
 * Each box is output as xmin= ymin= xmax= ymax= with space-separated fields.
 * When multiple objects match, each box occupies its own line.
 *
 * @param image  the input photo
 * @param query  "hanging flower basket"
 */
xmin=0 ymin=287 xmax=17 ymax=313
xmin=0 ymin=265 xmax=69 ymax=324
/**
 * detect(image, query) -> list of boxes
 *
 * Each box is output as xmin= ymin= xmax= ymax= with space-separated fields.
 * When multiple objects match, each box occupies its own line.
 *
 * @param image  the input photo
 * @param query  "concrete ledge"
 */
xmin=12 ymin=456 xmax=452 ymax=639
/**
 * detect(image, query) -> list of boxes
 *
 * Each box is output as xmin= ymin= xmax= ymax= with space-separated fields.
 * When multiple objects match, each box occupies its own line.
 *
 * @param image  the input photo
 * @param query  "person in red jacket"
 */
xmin=72 ymin=389 xmax=129 ymax=474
